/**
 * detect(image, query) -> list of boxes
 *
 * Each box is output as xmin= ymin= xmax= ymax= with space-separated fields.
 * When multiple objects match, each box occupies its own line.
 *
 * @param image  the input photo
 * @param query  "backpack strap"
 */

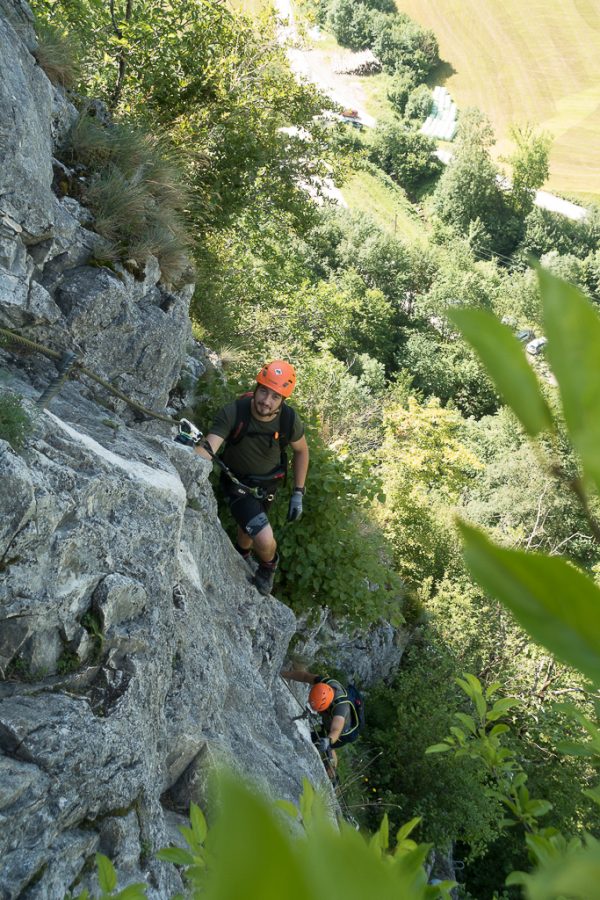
xmin=323 ymin=679 xmax=359 ymax=734
xmin=228 ymin=394 xmax=253 ymax=446
xmin=228 ymin=394 xmax=296 ymax=449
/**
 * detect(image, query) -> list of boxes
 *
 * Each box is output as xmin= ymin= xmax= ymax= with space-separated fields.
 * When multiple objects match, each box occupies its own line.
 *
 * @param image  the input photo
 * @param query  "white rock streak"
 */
xmin=44 ymin=411 xmax=186 ymax=502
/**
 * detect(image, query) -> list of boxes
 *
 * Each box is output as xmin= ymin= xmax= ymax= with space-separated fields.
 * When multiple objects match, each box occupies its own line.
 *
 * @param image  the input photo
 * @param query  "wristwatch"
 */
xmin=294 ymin=486 xmax=306 ymax=495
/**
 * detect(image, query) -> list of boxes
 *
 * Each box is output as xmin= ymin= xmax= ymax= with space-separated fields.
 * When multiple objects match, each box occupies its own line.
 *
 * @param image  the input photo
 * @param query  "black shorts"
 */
xmin=219 ymin=474 xmax=276 ymax=538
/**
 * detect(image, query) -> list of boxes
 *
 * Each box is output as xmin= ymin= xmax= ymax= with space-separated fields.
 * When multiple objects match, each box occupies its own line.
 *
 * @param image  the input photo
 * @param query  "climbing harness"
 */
xmin=176 ymin=418 xmax=279 ymax=500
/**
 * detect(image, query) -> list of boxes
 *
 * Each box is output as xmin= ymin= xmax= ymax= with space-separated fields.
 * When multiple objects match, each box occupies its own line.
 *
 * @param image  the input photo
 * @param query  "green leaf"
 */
xmin=448 ymin=307 xmax=553 ymax=437
xmin=156 ymin=847 xmax=197 ymax=866
xmin=425 ymin=743 xmax=452 ymax=754
xmin=275 ymin=799 xmax=299 ymax=820
xmin=489 ymin=724 xmax=510 ymax=738
xmin=522 ymin=842 xmax=600 ymax=900
xmin=556 ymin=741 xmax=596 ymax=757
xmin=454 ymin=712 xmax=478 ymax=735
xmin=96 ymin=854 xmax=117 ymax=894
xmin=584 ymin=784 xmax=600 ymax=806
xmin=177 ymin=825 xmax=201 ymax=854
xmin=486 ymin=697 xmax=521 ymax=721
xmin=395 ymin=816 xmax=421 ymax=843
xmin=190 ymin=802 xmax=208 ymax=845
xmin=526 ymin=799 xmax=553 ymax=818
xmin=539 ymin=268 xmax=600 ymax=495
xmin=456 ymin=674 xmax=486 ymax=720
xmin=459 ymin=521 xmax=600 ymax=686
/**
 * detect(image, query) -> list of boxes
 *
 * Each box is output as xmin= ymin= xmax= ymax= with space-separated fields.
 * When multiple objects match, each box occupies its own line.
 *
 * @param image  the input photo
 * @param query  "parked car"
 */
xmin=516 ymin=328 xmax=535 ymax=342
xmin=340 ymin=108 xmax=363 ymax=129
xmin=526 ymin=336 xmax=548 ymax=355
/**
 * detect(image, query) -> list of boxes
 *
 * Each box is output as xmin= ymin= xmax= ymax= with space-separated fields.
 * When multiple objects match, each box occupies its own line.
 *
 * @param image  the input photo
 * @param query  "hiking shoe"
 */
xmin=253 ymin=554 xmax=279 ymax=596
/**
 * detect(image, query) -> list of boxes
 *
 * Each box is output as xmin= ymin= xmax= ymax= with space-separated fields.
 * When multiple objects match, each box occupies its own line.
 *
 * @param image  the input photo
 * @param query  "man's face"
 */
xmin=254 ymin=385 xmax=283 ymax=417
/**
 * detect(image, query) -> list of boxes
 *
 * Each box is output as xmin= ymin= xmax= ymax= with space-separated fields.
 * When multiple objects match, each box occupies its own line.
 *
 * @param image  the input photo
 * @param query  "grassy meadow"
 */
xmin=396 ymin=0 xmax=600 ymax=201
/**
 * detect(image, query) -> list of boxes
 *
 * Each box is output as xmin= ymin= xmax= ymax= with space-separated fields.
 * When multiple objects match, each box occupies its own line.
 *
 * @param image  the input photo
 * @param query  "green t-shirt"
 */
xmin=210 ymin=399 xmax=304 ymax=477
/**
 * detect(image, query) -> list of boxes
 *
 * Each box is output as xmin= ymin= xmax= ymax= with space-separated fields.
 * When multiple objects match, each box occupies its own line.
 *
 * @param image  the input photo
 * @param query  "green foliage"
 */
xmin=0 ymin=392 xmax=31 ymax=451
xmin=540 ymin=269 xmax=600 ymax=496
xmin=404 ymin=85 xmax=433 ymax=124
xmin=446 ymin=268 xmax=600 ymax=894
xmin=516 ymin=205 xmax=600 ymax=264
xmin=373 ymin=17 xmax=439 ymax=79
xmin=363 ymin=645 xmax=504 ymax=856
xmin=156 ymin=801 xmax=209 ymax=886
xmin=459 ymin=523 xmax=600 ymax=687
xmin=386 ymin=68 xmax=418 ymax=116
xmin=326 ymin=0 xmax=384 ymax=50
xmin=427 ymin=676 xmax=531 ymax=827
xmin=368 ymin=123 xmax=442 ymax=191
xmin=431 ymin=110 xmax=520 ymax=255
xmin=157 ymin=774 xmax=455 ymax=900
xmin=34 ymin=0 xmax=342 ymax=233
xmin=505 ymin=124 xmax=551 ymax=219
xmin=400 ymin=331 xmax=500 ymax=418
xmin=377 ymin=394 xmax=480 ymax=586
xmin=448 ymin=308 xmax=553 ymax=437
xmin=71 ymin=853 xmax=146 ymax=899
xmin=269 ymin=420 xmax=403 ymax=624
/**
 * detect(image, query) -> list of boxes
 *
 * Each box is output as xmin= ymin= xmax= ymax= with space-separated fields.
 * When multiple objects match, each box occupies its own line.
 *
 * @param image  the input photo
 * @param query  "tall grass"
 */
xmin=63 ymin=115 xmax=193 ymax=286
xmin=33 ymin=21 xmax=81 ymax=89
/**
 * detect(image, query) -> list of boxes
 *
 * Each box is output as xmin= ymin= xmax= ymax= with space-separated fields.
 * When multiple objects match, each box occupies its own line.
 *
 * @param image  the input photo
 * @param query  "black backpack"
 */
xmin=227 ymin=393 xmax=297 ymax=478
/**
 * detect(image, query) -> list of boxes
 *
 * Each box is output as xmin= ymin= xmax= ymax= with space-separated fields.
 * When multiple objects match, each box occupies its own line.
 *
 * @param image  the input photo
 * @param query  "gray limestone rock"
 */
xmin=0 ymin=10 xmax=55 ymax=238
xmin=93 ymin=574 xmax=148 ymax=631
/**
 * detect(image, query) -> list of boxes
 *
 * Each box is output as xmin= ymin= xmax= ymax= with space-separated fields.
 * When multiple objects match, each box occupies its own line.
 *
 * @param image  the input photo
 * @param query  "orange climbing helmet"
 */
xmin=256 ymin=360 xmax=296 ymax=398
xmin=308 ymin=682 xmax=334 ymax=713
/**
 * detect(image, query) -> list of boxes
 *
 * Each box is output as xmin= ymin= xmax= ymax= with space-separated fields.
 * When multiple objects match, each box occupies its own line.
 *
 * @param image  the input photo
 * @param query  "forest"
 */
xmin=20 ymin=0 xmax=600 ymax=896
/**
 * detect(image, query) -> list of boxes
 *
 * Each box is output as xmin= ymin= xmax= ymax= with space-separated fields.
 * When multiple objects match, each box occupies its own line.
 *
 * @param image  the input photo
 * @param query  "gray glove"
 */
xmin=287 ymin=489 xmax=304 ymax=522
xmin=317 ymin=736 xmax=331 ymax=753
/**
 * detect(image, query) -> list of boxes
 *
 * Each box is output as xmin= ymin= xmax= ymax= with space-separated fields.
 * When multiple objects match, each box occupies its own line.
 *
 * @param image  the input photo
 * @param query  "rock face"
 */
xmin=0 ymin=1 xmax=193 ymax=413
xmin=0 ymin=5 xmax=334 ymax=896
xmin=0 ymin=386 xmax=327 ymax=899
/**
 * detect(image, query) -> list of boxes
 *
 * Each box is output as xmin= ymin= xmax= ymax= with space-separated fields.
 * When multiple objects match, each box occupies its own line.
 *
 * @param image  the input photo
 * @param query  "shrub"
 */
xmin=368 ymin=123 xmax=442 ymax=191
xmin=373 ymin=18 xmax=439 ymax=78
xmin=404 ymin=84 xmax=433 ymax=123
xmin=0 ymin=393 xmax=31 ymax=451
xmin=386 ymin=68 xmax=418 ymax=116
xmin=326 ymin=0 xmax=385 ymax=50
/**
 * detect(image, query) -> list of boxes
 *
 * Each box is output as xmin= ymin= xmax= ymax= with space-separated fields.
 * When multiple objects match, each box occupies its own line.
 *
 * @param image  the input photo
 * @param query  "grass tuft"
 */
xmin=64 ymin=115 xmax=194 ymax=286
xmin=33 ymin=20 xmax=81 ymax=89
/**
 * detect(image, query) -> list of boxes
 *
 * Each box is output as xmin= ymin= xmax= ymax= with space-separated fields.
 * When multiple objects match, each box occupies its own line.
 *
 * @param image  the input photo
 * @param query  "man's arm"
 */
xmin=290 ymin=435 xmax=309 ymax=489
xmin=280 ymin=667 xmax=318 ymax=684
xmin=329 ymin=714 xmax=346 ymax=745
xmin=194 ymin=433 xmax=225 ymax=461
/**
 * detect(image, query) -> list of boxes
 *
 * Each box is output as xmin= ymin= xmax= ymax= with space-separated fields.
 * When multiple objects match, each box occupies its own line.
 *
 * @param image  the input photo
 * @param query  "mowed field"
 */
xmin=396 ymin=0 xmax=600 ymax=201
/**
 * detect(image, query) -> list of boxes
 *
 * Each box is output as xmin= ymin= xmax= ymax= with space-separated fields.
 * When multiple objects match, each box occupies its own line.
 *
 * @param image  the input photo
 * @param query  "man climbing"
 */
xmin=195 ymin=361 xmax=309 ymax=596
xmin=281 ymin=668 xmax=362 ymax=767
